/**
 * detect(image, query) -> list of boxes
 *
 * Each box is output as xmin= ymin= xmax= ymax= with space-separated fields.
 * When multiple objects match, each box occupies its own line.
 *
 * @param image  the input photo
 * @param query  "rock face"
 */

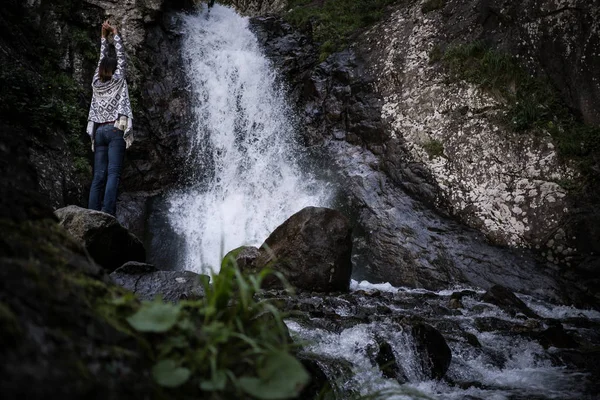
xmin=56 ymin=205 xmax=146 ymax=271
xmin=252 ymin=207 xmax=353 ymax=292
xmin=110 ymin=262 xmax=207 ymax=301
xmin=250 ymin=4 xmax=600 ymax=306
xmin=367 ymin=1 xmax=578 ymax=253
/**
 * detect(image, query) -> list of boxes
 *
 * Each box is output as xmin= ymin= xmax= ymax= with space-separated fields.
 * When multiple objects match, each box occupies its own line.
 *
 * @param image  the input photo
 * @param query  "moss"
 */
xmin=428 ymin=44 xmax=443 ymax=64
xmin=421 ymin=0 xmax=445 ymax=14
xmin=0 ymin=0 xmax=94 ymax=182
xmin=438 ymin=41 xmax=600 ymax=179
xmin=284 ymin=0 xmax=397 ymax=61
xmin=422 ymin=139 xmax=444 ymax=158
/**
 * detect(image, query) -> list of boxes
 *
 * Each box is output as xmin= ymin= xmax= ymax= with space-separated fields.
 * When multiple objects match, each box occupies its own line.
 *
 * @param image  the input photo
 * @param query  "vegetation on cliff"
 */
xmin=285 ymin=0 xmax=396 ymax=60
xmin=433 ymin=41 xmax=600 ymax=182
xmin=0 ymin=0 xmax=100 ymax=176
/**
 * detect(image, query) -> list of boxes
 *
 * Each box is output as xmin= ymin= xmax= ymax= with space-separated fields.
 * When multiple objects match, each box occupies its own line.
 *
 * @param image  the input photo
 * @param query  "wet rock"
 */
xmin=296 ymin=352 xmax=355 ymax=398
xmin=412 ymin=322 xmax=452 ymax=380
xmin=252 ymin=207 xmax=353 ymax=292
xmin=536 ymin=324 xmax=579 ymax=349
xmin=374 ymin=337 xmax=407 ymax=383
xmin=482 ymin=285 xmax=538 ymax=318
xmin=297 ymin=356 xmax=333 ymax=400
xmin=475 ymin=317 xmax=524 ymax=333
xmin=465 ymin=332 xmax=481 ymax=348
xmin=110 ymin=263 xmax=207 ymax=302
xmin=55 ymin=205 xmax=146 ymax=272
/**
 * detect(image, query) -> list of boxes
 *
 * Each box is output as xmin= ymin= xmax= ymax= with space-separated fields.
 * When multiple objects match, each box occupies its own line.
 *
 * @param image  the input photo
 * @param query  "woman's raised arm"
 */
xmin=92 ymin=21 xmax=110 ymax=83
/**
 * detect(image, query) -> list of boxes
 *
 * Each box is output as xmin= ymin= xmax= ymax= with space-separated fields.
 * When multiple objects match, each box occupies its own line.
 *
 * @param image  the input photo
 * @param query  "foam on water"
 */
xmin=167 ymin=5 xmax=330 ymax=273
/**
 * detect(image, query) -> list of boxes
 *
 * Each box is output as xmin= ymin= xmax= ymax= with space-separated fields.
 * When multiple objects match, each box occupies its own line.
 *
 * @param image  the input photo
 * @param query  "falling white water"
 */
xmin=167 ymin=5 xmax=330 ymax=273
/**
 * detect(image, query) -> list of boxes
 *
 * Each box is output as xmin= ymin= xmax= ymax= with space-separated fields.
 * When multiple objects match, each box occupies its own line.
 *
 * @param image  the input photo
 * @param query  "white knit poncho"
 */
xmin=86 ymin=34 xmax=134 ymax=147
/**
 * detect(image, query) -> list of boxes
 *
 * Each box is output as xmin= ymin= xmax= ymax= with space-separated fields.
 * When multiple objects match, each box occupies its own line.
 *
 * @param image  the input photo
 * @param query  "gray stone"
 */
xmin=111 ymin=264 xmax=207 ymax=302
xmin=252 ymin=207 xmax=353 ymax=292
xmin=55 ymin=205 xmax=146 ymax=272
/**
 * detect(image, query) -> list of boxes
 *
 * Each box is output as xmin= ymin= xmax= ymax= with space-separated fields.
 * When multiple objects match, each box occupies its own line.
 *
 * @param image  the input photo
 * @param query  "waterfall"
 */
xmin=166 ymin=5 xmax=331 ymax=273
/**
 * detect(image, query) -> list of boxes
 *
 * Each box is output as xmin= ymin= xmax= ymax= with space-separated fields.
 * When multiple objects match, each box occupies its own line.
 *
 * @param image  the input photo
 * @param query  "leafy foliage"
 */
xmin=438 ymin=41 xmax=600 ymax=176
xmin=422 ymin=139 xmax=444 ymax=159
xmin=127 ymin=298 xmax=182 ymax=332
xmin=285 ymin=0 xmax=397 ymax=61
xmin=122 ymin=256 xmax=309 ymax=399
xmin=0 ymin=0 xmax=97 ymax=175
xmin=421 ymin=0 xmax=445 ymax=14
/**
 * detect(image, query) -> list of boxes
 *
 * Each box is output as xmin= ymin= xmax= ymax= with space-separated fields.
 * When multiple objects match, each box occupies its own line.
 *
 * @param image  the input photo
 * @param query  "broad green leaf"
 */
xmin=152 ymin=359 xmax=191 ymax=388
xmin=126 ymin=298 xmax=181 ymax=332
xmin=239 ymin=351 xmax=310 ymax=399
xmin=158 ymin=335 xmax=189 ymax=357
xmin=200 ymin=370 xmax=227 ymax=391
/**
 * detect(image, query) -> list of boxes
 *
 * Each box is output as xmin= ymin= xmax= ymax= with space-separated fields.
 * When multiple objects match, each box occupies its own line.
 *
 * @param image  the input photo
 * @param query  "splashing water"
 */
xmin=166 ymin=5 xmax=330 ymax=273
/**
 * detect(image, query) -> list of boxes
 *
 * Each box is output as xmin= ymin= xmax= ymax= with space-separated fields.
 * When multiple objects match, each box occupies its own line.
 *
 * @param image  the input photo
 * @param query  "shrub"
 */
xmin=421 ymin=0 xmax=445 ymax=14
xmin=422 ymin=139 xmax=444 ymax=159
xmin=121 ymin=255 xmax=310 ymax=398
xmin=285 ymin=0 xmax=397 ymax=61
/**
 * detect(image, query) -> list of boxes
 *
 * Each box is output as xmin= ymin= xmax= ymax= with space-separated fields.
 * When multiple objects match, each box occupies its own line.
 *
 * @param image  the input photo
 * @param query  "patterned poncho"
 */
xmin=86 ymin=34 xmax=134 ymax=146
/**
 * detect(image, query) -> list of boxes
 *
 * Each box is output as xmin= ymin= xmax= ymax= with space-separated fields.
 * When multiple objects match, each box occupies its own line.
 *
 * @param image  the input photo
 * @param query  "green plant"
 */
xmin=421 ymin=0 xmax=445 ymax=14
xmin=284 ymin=0 xmax=397 ymax=61
xmin=123 ymin=256 xmax=310 ymax=399
xmin=428 ymin=44 xmax=443 ymax=64
xmin=422 ymin=139 xmax=444 ymax=158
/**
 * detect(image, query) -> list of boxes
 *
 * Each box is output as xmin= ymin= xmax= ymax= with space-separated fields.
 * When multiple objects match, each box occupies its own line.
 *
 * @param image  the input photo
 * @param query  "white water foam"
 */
xmin=167 ymin=5 xmax=331 ymax=273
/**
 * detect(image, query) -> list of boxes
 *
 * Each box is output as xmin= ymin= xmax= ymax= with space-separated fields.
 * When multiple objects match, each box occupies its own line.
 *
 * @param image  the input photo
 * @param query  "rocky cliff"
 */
xmin=247 ymin=0 xmax=599 ymax=305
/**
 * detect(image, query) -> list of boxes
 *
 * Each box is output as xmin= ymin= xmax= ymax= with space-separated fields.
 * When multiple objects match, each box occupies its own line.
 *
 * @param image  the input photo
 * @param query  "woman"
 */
xmin=87 ymin=20 xmax=134 ymax=216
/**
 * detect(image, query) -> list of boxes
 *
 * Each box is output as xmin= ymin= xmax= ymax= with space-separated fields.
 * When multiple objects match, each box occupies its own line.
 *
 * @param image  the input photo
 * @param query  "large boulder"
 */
xmin=55 ymin=205 xmax=146 ymax=272
xmin=252 ymin=207 xmax=352 ymax=292
xmin=110 ymin=262 xmax=207 ymax=302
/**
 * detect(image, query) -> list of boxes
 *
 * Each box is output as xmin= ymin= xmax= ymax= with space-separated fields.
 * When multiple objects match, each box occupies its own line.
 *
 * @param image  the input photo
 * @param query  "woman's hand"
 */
xmin=101 ymin=20 xmax=118 ymax=37
xmin=101 ymin=20 xmax=110 ymax=38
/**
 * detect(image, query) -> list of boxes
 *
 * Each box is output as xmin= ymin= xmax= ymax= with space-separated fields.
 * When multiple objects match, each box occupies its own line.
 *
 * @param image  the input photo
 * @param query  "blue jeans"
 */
xmin=88 ymin=124 xmax=125 ymax=216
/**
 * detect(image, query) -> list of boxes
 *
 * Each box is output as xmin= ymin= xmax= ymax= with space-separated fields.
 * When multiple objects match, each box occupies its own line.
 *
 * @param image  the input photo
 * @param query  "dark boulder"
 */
xmin=55 ymin=205 xmax=146 ymax=272
xmin=482 ymin=285 xmax=538 ymax=318
xmin=110 ymin=262 xmax=207 ymax=302
xmin=252 ymin=207 xmax=353 ymax=292
xmin=412 ymin=323 xmax=452 ymax=380
xmin=373 ymin=337 xmax=407 ymax=383
xmin=536 ymin=324 xmax=579 ymax=349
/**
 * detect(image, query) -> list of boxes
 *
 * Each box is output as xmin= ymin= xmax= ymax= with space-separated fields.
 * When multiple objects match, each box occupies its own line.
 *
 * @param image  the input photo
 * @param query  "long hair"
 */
xmin=99 ymin=57 xmax=117 ymax=82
